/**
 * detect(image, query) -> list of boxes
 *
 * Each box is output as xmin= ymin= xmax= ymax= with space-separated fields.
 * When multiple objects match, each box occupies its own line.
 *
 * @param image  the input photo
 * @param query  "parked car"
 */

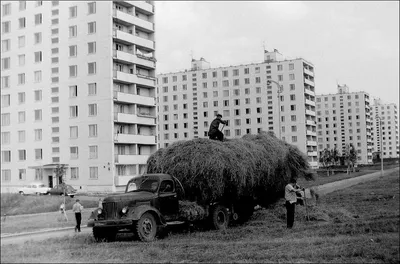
xmin=48 ymin=184 xmax=77 ymax=198
xmin=18 ymin=182 xmax=51 ymax=196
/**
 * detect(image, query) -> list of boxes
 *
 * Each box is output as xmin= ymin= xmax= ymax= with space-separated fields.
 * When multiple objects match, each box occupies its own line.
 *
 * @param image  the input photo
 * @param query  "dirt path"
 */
xmin=2 ymin=167 xmax=398 ymax=246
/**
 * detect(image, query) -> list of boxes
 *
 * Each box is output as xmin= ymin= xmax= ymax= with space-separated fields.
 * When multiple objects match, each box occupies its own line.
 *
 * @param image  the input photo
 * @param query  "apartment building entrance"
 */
xmin=48 ymin=176 xmax=53 ymax=188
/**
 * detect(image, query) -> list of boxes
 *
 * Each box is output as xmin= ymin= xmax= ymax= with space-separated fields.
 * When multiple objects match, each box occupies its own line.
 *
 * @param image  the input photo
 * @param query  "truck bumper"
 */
xmin=91 ymin=219 xmax=133 ymax=228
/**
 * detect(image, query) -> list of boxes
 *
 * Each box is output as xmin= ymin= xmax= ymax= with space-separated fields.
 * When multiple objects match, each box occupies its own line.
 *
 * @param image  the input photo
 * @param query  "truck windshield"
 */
xmin=126 ymin=177 xmax=159 ymax=193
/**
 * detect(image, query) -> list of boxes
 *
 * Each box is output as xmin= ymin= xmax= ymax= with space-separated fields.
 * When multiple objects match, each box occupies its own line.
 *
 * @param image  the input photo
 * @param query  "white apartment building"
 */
xmin=371 ymin=99 xmax=399 ymax=159
xmin=316 ymin=84 xmax=373 ymax=165
xmin=156 ymin=50 xmax=318 ymax=168
xmin=1 ymin=1 xmax=157 ymax=193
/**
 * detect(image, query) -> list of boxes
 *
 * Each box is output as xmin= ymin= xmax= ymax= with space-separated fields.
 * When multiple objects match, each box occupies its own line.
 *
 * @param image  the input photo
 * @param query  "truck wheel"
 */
xmin=136 ymin=212 xmax=157 ymax=242
xmin=211 ymin=205 xmax=230 ymax=230
xmin=93 ymin=227 xmax=105 ymax=242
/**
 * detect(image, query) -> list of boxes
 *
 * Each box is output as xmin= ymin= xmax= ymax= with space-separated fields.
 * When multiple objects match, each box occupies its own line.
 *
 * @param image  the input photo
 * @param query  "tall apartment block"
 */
xmin=371 ymin=99 xmax=399 ymax=159
xmin=316 ymin=84 xmax=373 ymax=164
xmin=156 ymin=50 xmax=318 ymax=168
xmin=1 ymin=1 xmax=157 ymax=193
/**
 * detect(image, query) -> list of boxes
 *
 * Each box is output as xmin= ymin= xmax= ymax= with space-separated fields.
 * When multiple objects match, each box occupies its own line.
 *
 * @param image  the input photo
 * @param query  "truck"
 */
xmin=88 ymin=173 xmax=255 ymax=242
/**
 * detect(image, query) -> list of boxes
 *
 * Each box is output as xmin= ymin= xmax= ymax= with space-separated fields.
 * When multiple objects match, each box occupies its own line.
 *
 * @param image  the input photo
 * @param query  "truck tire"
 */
xmin=211 ymin=205 xmax=229 ymax=230
xmin=136 ymin=212 xmax=157 ymax=242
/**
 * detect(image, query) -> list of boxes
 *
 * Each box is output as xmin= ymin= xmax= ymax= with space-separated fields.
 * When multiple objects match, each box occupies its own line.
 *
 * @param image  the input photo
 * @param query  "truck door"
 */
xmin=158 ymin=179 xmax=179 ymax=216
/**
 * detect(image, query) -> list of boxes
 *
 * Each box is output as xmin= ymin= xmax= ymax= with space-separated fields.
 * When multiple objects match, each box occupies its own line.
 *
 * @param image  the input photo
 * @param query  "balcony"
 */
xmin=306 ymin=130 xmax=317 ymax=136
xmin=305 ymin=99 xmax=316 ymax=106
xmin=306 ymin=120 xmax=316 ymax=126
xmin=306 ymin=140 xmax=317 ymax=147
xmin=304 ymin=78 xmax=315 ymax=87
xmin=115 ymin=154 xmax=149 ymax=164
xmin=113 ymin=70 xmax=155 ymax=87
xmin=113 ymin=9 xmax=154 ymax=32
xmin=114 ymin=91 xmax=155 ymax=106
xmin=304 ymin=68 xmax=314 ymax=77
xmin=113 ymin=50 xmax=155 ymax=69
xmin=305 ymin=109 xmax=316 ymax=116
xmin=113 ymin=29 xmax=154 ymax=50
xmin=114 ymin=112 xmax=156 ymax=126
xmin=125 ymin=1 xmax=154 ymax=14
xmin=114 ymin=133 xmax=156 ymax=145
xmin=304 ymin=88 xmax=314 ymax=96
xmin=116 ymin=175 xmax=138 ymax=187
xmin=307 ymin=151 xmax=318 ymax=156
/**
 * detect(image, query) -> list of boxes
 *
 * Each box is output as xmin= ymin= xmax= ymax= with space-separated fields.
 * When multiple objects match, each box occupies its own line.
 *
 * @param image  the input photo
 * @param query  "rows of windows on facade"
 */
xmin=157 ymin=63 xmax=311 ymax=144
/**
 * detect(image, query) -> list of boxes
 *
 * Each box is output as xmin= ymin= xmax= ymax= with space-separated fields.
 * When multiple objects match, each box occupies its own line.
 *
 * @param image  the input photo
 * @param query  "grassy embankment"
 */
xmin=1 ymin=169 xmax=399 ymax=263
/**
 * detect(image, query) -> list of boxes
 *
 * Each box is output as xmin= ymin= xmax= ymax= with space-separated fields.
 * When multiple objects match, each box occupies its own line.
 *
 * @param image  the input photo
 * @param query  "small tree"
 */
xmin=320 ymin=148 xmax=333 ymax=176
xmin=331 ymin=146 xmax=340 ymax=167
xmin=54 ymin=164 xmax=67 ymax=205
xmin=343 ymin=144 xmax=357 ymax=174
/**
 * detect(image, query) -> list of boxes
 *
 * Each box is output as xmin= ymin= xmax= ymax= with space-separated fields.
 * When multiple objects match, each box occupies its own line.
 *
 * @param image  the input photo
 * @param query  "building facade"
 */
xmin=156 ymin=50 xmax=318 ymax=168
xmin=371 ymin=99 xmax=399 ymax=159
xmin=1 ymin=1 xmax=157 ymax=193
xmin=316 ymin=84 xmax=373 ymax=165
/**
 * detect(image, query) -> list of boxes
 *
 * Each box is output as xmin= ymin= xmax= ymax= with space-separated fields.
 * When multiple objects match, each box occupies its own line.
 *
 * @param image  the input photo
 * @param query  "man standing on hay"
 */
xmin=285 ymin=178 xmax=303 ymax=229
xmin=208 ymin=114 xmax=227 ymax=141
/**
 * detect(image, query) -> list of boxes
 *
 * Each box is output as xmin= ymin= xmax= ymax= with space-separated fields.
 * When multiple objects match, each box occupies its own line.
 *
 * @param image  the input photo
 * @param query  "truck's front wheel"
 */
xmin=93 ymin=227 xmax=116 ymax=242
xmin=211 ymin=205 xmax=230 ymax=230
xmin=136 ymin=212 xmax=157 ymax=242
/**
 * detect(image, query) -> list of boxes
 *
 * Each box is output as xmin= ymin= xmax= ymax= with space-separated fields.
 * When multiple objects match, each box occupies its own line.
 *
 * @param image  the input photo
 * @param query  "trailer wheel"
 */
xmin=136 ymin=212 xmax=157 ymax=242
xmin=211 ymin=205 xmax=230 ymax=230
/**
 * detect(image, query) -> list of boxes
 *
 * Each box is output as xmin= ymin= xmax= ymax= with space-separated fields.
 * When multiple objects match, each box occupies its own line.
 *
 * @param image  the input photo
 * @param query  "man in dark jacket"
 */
xmin=208 ymin=114 xmax=227 ymax=141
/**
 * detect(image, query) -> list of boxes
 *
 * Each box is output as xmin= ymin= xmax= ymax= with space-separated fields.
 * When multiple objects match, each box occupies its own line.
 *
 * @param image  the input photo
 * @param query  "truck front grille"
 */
xmin=103 ymin=202 xmax=118 ymax=219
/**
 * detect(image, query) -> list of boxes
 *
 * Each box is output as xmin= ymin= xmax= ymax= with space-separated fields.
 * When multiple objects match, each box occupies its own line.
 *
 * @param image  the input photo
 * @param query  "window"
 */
xmin=18 ymin=36 xmax=25 ymax=48
xmin=89 ymin=145 xmax=98 ymax=159
xmin=35 ymin=149 xmax=42 ymax=160
xmin=255 ymin=77 xmax=261 ymax=83
xmin=51 ymin=67 xmax=59 ymax=74
xmin=19 ymin=1 xmax=26 ymax=10
xmin=70 ymin=106 xmax=78 ymax=118
xmin=1 ymin=57 xmax=10 ymax=70
xmin=88 ymin=104 xmax=97 ymax=116
xmin=88 ymin=2 xmax=96 ymax=14
xmin=34 ymin=51 xmax=42 ymax=63
xmin=69 ymin=65 xmax=77 ymax=77
xmin=1 ymin=132 xmax=10 ymax=145
xmin=278 ymin=75 xmax=283 ymax=81
xmin=89 ymin=124 xmax=98 ymax=137
xmin=34 ymin=70 xmax=42 ymax=82
xmin=90 ymin=167 xmax=98 ymax=179
xmin=51 ymin=28 xmax=58 ymax=35
xmin=18 ymin=150 xmax=26 ymax=161
xmin=1 ymin=76 xmax=10 ymax=89
xmin=292 ymin=136 xmax=297 ymax=142
xmin=1 ymin=113 xmax=10 ymax=126
xmin=277 ymin=65 xmax=283 ymax=71
xmin=71 ymin=167 xmax=79 ymax=180
xmin=88 ymin=42 xmax=96 ymax=54
xmin=18 ymin=130 xmax=25 ymax=142
xmin=69 ymin=6 xmax=77 ymax=18
xmin=19 ymin=17 xmax=26 ymax=29
xmin=34 ymin=13 xmax=42 ymax=25
xmin=69 ymin=25 xmax=77 ymax=38
xmin=19 ymin=169 xmax=26 ymax=181
xmin=70 ymin=126 xmax=78 ymax=139
xmin=52 ymin=9 xmax=59 ymax=16
xmin=88 ymin=22 xmax=96 ymax=34
xmin=290 ymin=94 xmax=296 ymax=101
xmin=290 ymin=84 xmax=295 ymax=90
xmin=289 ymin=63 xmax=294 ymax=70
xmin=69 ymin=45 xmax=77 ymax=57
xmin=70 ymin=147 xmax=78 ymax=159
xmin=2 ymin=170 xmax=11 ymax=182
xmin=88 ymin=83 xmax=97 ymax=95
xmin=88 ymin=62 xmax=96 ymax=74
xmin=2 ymin=21 xmax=10 ymax=34
xmin=1 ymin=94 xmax=10 ymax=107
xmin=289 ymin=74 xmax=295 ymax=80
xmin=34 ymin=90 xmax=42 ymax=101
xmin=34 ymin=109 xmax=42 ymax=121
xmin=69 ymin=85 xmax=77 ymax=97
xmin=18 ymin=54 xmax=25 ymax=66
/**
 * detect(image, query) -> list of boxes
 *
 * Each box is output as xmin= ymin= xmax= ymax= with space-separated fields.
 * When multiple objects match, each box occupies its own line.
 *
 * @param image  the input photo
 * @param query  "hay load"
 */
xmin=146 ymin=132 xmax=314 ymax=206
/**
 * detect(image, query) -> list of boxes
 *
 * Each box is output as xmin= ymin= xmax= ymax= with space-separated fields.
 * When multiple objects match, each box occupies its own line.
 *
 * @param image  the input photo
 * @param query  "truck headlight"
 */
xmin=122 ymin=206 xmax=128 ymax=214
xmin=97 ymin=208 xmax=102 ymax=215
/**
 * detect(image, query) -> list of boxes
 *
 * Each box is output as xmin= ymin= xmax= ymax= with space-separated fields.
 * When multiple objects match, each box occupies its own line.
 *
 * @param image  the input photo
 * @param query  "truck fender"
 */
xmin=129 ymin=205 xmax=166 ymax=226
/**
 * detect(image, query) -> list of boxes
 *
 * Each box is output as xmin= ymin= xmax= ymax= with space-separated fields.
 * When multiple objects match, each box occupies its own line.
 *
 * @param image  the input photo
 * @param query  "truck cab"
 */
xmin=89 ymin=174 xmax=184 ymax=242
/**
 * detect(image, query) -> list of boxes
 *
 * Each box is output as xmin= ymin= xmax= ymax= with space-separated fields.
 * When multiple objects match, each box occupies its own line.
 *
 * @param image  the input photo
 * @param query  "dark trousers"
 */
xmin=209 ymin=130 xmax=224 ymax=141
xmin=285 ymin=201 xmax=295 ymax=228
xmin=75 ymin=212 xmax=82 ymax=231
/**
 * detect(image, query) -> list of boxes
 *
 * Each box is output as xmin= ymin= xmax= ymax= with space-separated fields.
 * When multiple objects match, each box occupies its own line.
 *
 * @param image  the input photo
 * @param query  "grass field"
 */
xmin=1 ymin=170 xmax=398 ymax=263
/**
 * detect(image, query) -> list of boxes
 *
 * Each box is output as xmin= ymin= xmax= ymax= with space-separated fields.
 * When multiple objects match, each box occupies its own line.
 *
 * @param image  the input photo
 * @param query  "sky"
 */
xmin=154 ymin=1 xmax=399 ymax=105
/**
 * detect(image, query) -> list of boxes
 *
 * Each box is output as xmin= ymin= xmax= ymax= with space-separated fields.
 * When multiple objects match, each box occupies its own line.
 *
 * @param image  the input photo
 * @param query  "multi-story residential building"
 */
xmin=156 ymin=50 xmax=318 ymax=168
xmin=316 ymin=84 xmax=373 ymax=164
xmin=1 ymin=1 xmax=157 ymax=193
xmin=371 ymin=99 xmax=399 ymax=159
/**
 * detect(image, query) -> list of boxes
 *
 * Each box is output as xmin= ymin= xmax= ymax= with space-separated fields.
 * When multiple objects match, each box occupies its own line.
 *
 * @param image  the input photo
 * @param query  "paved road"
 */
xmin=1 ymin=167 xmax=398 ymax=246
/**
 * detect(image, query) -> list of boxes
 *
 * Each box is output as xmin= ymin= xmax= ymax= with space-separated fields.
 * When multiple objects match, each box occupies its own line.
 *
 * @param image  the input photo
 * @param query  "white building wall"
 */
xmin=156 ymin=54 xmax=318 ymax=168
xmin=1 ymin=0 xmax=156 ymax=193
